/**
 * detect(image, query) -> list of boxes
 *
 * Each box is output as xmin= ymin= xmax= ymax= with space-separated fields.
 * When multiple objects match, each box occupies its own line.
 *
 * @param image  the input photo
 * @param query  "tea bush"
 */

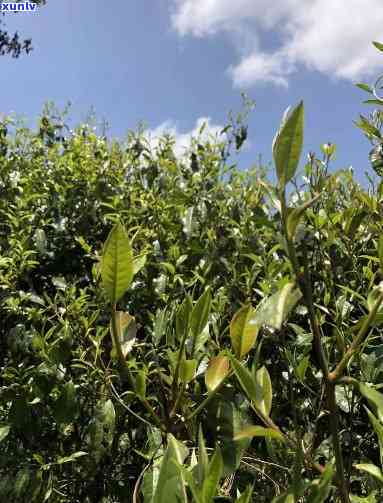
xmin=2 ymin=45 xmax=383 ymax=503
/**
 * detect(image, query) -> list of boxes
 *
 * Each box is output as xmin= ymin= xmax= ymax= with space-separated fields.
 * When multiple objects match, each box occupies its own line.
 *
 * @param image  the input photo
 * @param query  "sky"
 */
xmin=1 ymin=0 xmax=383 ymax=184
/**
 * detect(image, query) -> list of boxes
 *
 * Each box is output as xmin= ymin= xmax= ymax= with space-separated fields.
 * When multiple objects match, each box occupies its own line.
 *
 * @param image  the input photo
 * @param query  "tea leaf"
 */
xmin=254 ymin=283 xmax=302 ymax=330
xmin=272 ymin=101 xmax=304 ymax=188
xmin=230 ymin=304 xmax=259 ymax=360
xmin=255 ymin=366 xmax=272 ymax=417
xmin=355 ymin=463 xmax=383 ymax=484
xmin=101 ymin=222 xmax=134 ymax=304
xmin=205 ymin=355 xmax=230 ymax=392
xmin=234 ymin=426 xmax=284 ymax=442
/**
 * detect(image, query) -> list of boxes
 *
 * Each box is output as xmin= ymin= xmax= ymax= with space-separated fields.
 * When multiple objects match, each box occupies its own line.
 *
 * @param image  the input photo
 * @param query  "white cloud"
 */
xmin=145 ymin=117 xmax=224 ymax=158
xmin=170 ymin=0 xmax=383 ymax=87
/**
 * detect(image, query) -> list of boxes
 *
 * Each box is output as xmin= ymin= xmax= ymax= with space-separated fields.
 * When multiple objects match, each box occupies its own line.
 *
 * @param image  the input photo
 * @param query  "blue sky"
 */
xmin=1 ymin=0 xmax=383 ymax=184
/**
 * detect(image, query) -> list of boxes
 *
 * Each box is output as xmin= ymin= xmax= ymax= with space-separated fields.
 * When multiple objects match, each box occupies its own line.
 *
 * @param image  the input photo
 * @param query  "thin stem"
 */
xmin=327 ymin=382 xmax=350 ymax=503
xmin=169 ymin=383 xmax=186 ymax=419
xmin=329 ymin=290 xmax=383 ymax=382
xmin=110 ymin=303 xmax=166 ymax=433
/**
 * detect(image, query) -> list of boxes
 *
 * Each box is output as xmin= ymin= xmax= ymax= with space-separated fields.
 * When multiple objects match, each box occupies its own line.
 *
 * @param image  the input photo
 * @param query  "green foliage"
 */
xmin=3 ymin=45 xmax=383 ymax=502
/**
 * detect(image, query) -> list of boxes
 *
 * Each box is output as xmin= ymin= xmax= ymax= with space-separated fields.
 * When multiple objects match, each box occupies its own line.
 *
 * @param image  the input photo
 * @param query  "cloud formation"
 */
xmin=171 ymin=0 xmax=383 ymax=87
xmin=145 ymin=117 xmax=224 ymax=158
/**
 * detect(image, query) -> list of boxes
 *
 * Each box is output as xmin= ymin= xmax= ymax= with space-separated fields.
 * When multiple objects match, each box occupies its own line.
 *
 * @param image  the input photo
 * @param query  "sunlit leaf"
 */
xmin=101 ymin=222 xmax=134 ymax=304
xmin=190 ymin=288 xmax=211 ymax=338
xmin=0 ymin=425 xmax=10 ymax=443
xmin=254 ymin=366 xmax=272 ymax=417
xmin=357 ymin=382 xmax=383 ymax=423
xmin=234 ymin=425 xmax=284 ymax=442
xmin=272 ymin=101 xmax=304 ymax=187
xmin=355 ymin=463 xmax=383 ymax=484
xmin=110 ymin=311 xmax=136 ymax=358
xmin=254 ymin=283 xmax=302 ymax=330
xmin=230 ymin=304 xmax=259 ymax=360
xmin=205 ymin=355 xmax=230 ymax=392
xmin=201 ymin=447 xmax=223 ymax=502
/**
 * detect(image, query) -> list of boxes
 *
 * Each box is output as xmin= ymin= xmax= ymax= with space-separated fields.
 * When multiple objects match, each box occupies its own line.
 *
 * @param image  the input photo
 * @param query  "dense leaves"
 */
xmin=2 ymin=44 xmax=383 ymax=501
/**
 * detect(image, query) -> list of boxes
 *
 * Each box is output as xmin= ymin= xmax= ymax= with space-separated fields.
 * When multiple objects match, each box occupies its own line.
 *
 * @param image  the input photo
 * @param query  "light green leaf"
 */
xmin=230 ymin=305 xmax=259 ymax=360
xmin=176 ymin=296 xmax=192 ymax=342
xmin=356 ymin=83 xmax=373 ymax=94
xmin=0 ymin=425 xmax=10 ymax=443
xmin=153 ymin=434 xmax=189 ymax=503
xmin=101 ymin=222 xmax=134 ymax=304
xmin=136 ymin=369 xmax=147 ymax=398
xmin=350 ymin=491 xmax=377 ymax=502
xmin=234 ymin=426 xmax=284 ymax=442
xmin=355 ymin=463 xmax=383 ymax=484
xmin=197 ymin=426 xmax=209 ymax=487
xmin=272 ymin=101 xmax=304 ymax=187
xmin=306 ymin=463 xmax=334 ymax=503
xmin=205 ymin=355 xmax=230 ymax=392
xmin=180 ymin=359 xmax=197 ymax=384
xmin=272 ymin=493 xmax=295 ymax=503
xmin=190 ymin=288 xmax=211 ymax=338
xmin=254 ymin=366 xmax=272 ymax=417
xmin=254 ymin=283 xmax=302 ymax=330
xmin=229 ymin=355 xmax=257 ymax=404
xmin=235 ymin=485 xmax=253 ymax=503
xmin=110 ymin=311 xmax=136 ymax=358
xmin=357 ymin=382 xmax=383 ymax=423
xmin=373 ymin=41 xmax=383 ymax=52
xmin=56 ymin=451 xmax=88 ymax=465
xmin=366 ymin=408 xmax=383 ymax=467
xmin=201 ymin=447 xmax=223 ymax=502
xmin=378 ymin=236 xmax=383 ymax=273
xmin=133 ymin=254 xmax=147 ymax=276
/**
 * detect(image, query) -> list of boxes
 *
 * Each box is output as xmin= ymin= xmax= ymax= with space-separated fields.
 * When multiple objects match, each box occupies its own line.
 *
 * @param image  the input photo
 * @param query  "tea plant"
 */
xmin=2 ymin=42 xmax=383 ymax=503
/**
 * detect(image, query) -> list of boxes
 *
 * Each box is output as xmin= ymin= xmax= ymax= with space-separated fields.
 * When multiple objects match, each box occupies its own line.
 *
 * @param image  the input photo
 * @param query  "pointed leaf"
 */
xmin=235 ymin=485 xmax=253 ymax=503
xmin=0 ymin=425 xmax=10 ymax=443
xmin=306 ymin=463 xmax=334 ymax=503
xmin=110 ymin=311 xmax=136 ymax=358
xmin=357 ymin=382 xmax=383 ymax=423
xmin=355 ymin=463 xmax=383 ymax=484
xmin=255 ymin=366 xmax=273 ymax=417
xmin=366 ymin=408 xmax=383 ymax=466
xmin=153 ymin=434 xmax=189 ymax=503
xmin=273 ymin=101 xmax=304 ymax=187
xmin=373 ymin=41 xmax=383 ymax=52
xmin=101 ymin=222 xmax=134 ymax=303
xmin=230 ymin=305 xmax=259 ymax=360
xmin=197 ymin=426 xmax=209 ymax=487
xmin=201 ymin=447 xmax=223 ymax=502
xmin=229 ymin=355 xmax=257 ymax=404
xmin=190 ymin=288 xmax=211 ymax=338
xmin=180 ymin=359 xmax=197 ymax=384
xmin=378 ymin=236 xmax=383 ymax=273
xmin=133 ymin=254 xmax=147 ymax=276
xmin=176 ymin=296 xmax=192 ymax=341
xmin=205 ymin=355 xmax=230 ymax=392
xmin=234 ymin=426 xmax=284 ymax=442
xmin=356 ymin=83 xmax=373 ymax=94
xmin=254 ymin=283 xmax=302 ymax=330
